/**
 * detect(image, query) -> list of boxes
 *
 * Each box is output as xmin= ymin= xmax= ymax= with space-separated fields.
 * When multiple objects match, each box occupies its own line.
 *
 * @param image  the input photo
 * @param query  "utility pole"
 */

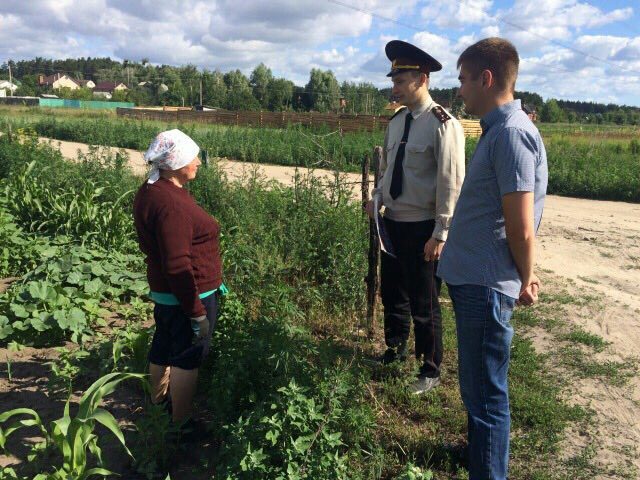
xmin=8 ymin=61 xmax=13 ymax=96
xmin=200 ymin=77 xmax=203 ymax=106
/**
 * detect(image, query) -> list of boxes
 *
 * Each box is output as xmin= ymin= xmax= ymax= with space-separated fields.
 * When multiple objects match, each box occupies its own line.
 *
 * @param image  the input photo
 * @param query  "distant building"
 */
xmin=0 ymin=80 xmax=18 ymax=95
xmin=523 ymin=104 xmax=538 ymax=122
xmin=384 ymin=101 xmax=404 ymax=114
xmin=93 ymin=81 xmax=128 ymax=99
xmin=76 ymin=79 xmax=96 ymax=89
xmin=38 ymin=73 xmax=80 ymax=90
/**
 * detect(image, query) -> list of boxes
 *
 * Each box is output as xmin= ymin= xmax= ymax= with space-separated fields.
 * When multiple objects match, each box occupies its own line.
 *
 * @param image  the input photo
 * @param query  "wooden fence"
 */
xmin=116 ymin=108 xmax=483 ymax=137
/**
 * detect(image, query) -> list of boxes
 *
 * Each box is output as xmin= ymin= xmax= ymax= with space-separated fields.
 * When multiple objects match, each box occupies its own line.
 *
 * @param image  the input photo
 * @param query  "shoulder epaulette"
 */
xmin=431 ymin=105 xmax=451 ymax=123
xmin=390 ymin=106 xmax=407 ymax=121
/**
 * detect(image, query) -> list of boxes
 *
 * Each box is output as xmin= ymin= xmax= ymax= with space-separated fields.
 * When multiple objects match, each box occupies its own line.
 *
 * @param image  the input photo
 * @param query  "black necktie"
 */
xmin=389 ymin=113 xmax=413 ymax=200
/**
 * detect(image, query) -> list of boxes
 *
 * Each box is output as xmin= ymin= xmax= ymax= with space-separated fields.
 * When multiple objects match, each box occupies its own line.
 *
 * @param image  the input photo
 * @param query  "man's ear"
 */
xmin=481 ymin=69 xmax=494 ymax=89
xmin=421 ymin=73 xmax=430 ymax=88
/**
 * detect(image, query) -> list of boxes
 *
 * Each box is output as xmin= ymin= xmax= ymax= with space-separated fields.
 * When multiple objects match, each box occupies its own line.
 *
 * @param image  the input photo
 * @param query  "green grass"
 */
xmin=1 ymin=107 xmax=639 ymax=202
xmin=0 ymin=133 xmax=632 ymax=479
xmin=561 ymin=328 xmax=610 ymax=352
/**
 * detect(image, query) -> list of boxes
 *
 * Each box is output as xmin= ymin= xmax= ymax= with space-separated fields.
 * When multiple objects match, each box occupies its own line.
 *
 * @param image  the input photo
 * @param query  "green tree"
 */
xmin=224 ymin=69 xmax=259 ymax=110
xmin=126 ymin=86 xmax=153 ymax=106
xmin=13 ymin=74 xmax=39 ymax=96
xmin=111 ymin=89 xmax=129 ymax=102
xmin=202 ymin=70 xmax=227 ymax=108
xmin=613 ymin=109 xmax=626 ymax=125
xmin=250 ymin=63 xmax=273 ymax=109
xmin=56 ymin=87 xmax=93 ymax=100
xmin=305 ymin=68 xmax=340 ymax=112
xmin=540 ymin=99 xmax=562 ymax=123
xmin=267 ymin=77 xmax=294 ymax=111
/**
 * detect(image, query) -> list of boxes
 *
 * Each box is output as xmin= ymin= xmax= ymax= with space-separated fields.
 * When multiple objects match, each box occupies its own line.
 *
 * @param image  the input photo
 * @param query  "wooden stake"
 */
xmin=364 ymin=146 xmax=382 ymax=338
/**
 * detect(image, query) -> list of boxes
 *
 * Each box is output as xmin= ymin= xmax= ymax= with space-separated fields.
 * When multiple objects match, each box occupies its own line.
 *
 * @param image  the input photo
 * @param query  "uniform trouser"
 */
xmin=380 ymin=217 xmax=443 ymax=378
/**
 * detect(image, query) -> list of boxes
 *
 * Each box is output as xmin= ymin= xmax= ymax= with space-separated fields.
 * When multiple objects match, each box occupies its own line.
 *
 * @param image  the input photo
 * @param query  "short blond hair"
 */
xmin=457 ymin=37 xmax=519 ymax=92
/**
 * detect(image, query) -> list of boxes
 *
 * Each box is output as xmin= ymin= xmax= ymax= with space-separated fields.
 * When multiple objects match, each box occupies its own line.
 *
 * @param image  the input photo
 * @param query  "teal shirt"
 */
xmin=150 ymin=283 xmax=229 ymax=305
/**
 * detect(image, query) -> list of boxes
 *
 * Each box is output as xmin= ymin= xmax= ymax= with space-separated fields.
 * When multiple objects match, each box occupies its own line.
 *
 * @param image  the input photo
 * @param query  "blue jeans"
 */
xmin=447 ymin=284 xmax=516 ymax=480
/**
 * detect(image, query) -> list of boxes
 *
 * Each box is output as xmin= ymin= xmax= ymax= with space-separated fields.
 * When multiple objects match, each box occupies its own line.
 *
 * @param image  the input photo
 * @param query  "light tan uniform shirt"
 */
xmin=372 ymin=95 xmax=466 ymax=241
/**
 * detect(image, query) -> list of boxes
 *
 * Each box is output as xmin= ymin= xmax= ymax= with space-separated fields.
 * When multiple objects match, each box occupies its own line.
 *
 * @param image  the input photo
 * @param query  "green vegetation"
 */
xmin=0 ymin=372 xmax=146 ymax=480
xmin=4 ymin=57 xmax=640 ymax=124
xmin=2 ymin=109 xmax=639 ymax=202
xmin=0 ymin=134 xmax=623 ymax=478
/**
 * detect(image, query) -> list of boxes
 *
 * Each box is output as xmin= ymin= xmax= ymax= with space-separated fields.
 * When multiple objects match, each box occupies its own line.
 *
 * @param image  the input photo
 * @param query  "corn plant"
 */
xmin=0 ymin=372 xmax=146 ymax=480
xmin=4 ymin=161 xmax=135 ymax=250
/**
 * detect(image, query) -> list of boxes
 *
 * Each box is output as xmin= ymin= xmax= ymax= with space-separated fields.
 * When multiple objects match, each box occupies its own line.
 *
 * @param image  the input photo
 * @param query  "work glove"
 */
xmin=190 ymin=314 xmax=210 ymax=347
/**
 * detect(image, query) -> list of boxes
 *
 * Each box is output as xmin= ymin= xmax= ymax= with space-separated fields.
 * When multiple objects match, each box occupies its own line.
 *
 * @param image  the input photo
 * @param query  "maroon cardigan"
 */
xmin=133 ymin=178 xmax=222 ymax=318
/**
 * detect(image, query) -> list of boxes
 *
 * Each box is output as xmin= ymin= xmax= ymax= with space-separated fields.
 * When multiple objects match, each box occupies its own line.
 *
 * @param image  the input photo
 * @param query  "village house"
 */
xmin=0 ymin=80 xmax=19 ymax=96
xmin=93 ymin=81 xmax=128 ymax=99
xmin=38 ymin=73 xmax=80 ymax=90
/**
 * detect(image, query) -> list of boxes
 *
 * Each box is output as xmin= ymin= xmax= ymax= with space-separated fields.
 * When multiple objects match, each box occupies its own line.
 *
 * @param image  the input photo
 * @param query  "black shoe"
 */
xmin=362 ymin=348 xmax=398 ymax=367
xmin=381 ymin=348 xmax=398 ymax=364
xmin=397 ymin=341 xmax=409 ymax=362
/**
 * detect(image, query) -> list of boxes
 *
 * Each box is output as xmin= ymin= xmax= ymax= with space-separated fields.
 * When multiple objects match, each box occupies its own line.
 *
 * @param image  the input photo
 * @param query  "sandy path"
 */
xmin=40 ymin=137 xmax=640 ymax=476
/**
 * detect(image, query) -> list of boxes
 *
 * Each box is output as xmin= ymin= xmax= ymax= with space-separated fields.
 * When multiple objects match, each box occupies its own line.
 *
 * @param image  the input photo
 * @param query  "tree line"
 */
xmin=1 ymin=57 xmax=638 ymax=123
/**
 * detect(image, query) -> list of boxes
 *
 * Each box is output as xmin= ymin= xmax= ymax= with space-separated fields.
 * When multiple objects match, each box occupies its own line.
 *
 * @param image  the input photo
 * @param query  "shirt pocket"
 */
xmin=404 ymin=143 xmax=429 ymax=171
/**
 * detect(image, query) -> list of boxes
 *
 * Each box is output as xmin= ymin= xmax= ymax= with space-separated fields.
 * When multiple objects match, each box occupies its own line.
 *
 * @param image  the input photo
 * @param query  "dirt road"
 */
xmin=42 ymin=137 xmax=640 ymax=476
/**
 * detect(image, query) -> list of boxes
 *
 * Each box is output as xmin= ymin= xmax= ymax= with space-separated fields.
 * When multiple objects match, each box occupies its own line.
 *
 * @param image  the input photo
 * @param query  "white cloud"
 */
xmin=420 ymin=0 xmax=493 ymax=29
xmin=0 ymin=0 xmax=638 ymax=105
xmin=481 ymin=25 xmax=500 ymax=38
xmin=497 ymin=0 xmax=634 ymax=52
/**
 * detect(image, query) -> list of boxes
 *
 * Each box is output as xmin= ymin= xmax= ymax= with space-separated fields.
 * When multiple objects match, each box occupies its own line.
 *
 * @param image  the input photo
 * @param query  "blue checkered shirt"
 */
xmin=438 ymin=100 xmax=548 ymax=299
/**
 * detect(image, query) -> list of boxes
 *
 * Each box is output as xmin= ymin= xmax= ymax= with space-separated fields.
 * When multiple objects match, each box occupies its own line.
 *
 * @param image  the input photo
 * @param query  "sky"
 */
xmin=1 ymin=0 xmax=639 ymax=106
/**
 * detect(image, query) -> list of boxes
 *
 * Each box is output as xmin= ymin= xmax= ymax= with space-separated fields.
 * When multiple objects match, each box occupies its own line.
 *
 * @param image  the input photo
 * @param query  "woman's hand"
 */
xmin=191 ymin=315 xmax=210 ymax=342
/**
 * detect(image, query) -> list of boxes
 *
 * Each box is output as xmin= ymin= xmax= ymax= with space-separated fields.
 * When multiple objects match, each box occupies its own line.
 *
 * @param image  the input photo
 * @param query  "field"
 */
xmin=1 ymin=106 xmax=639 ymax=202
xmin=0 ymin=107 xmax=638 ymax=479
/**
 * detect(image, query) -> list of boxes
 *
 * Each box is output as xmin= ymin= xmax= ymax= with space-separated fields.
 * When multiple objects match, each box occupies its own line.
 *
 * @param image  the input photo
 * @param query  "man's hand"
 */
xmin=363 ymin=199 xmax=377 ymax=220
xmin=423 ymin=237 xmax=444 ymax=262
xmin=517 ymin=274 xmax=540 ymax=307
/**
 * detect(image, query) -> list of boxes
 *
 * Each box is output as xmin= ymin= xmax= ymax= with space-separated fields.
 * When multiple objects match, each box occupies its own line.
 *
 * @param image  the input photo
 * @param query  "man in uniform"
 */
xmin=366 ymin=40 xmax=466 ymax=394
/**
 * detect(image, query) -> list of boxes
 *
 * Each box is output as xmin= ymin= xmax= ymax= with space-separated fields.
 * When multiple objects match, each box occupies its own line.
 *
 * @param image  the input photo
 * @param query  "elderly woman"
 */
xmin=133 ymin=129 xmax=223 ymax=424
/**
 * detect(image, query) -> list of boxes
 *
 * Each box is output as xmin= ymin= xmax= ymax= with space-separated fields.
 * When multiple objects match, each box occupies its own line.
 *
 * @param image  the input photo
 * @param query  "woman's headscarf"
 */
xmin=143 ymin=129 xmax=200 ymax=184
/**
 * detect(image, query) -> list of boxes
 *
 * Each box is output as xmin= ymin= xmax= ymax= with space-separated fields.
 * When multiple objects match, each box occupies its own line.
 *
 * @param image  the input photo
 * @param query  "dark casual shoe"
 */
xmin=382 ymin=348 xmax=398 ymax=364
xmin=409 ymin=376 xmax=441 ymax=395
xmin=397 ymin=341 xmax=409 ymax=362
xmin=362 ymin=347 xmax=406 ymax=367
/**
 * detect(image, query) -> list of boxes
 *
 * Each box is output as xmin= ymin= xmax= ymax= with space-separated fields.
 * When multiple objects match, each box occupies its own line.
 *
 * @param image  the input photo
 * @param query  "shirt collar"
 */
xmin=480 ymin=99 xmax=521 ymax=134
xmin=408 ymin=94 xmax=434 ymax=119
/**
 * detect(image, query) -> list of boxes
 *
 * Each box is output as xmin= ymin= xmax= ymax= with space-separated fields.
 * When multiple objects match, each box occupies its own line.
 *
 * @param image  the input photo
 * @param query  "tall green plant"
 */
xmin=0 ymin=372 xmax=146 ymax=480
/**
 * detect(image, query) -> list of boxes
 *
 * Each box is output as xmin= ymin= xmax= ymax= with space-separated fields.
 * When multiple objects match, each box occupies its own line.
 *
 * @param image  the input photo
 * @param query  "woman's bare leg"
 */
xmin=169 ymin=367 xmax=199 ymax=422
xmin=149 ymin=363 xmax=171 ymax=404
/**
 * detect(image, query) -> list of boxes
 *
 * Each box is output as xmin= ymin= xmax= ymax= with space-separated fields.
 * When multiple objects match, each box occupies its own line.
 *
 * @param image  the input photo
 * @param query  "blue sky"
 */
xmin=1 ymin=0 xmax=639 ymax=106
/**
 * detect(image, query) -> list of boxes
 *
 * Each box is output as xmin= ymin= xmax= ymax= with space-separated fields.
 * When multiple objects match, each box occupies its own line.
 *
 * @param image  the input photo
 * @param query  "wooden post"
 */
xmin=363 ymin=146 xmax=382 ymax=338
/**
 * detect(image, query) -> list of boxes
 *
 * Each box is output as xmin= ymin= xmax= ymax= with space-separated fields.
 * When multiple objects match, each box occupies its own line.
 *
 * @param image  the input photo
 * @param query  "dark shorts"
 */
xmin=148 ymin=293 xmax=218 ymax=370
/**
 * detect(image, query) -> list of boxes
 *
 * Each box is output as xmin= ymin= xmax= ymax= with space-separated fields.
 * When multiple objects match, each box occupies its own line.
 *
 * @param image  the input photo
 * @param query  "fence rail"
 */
xmin=117 ymin=108 xmax=482 ymax=137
